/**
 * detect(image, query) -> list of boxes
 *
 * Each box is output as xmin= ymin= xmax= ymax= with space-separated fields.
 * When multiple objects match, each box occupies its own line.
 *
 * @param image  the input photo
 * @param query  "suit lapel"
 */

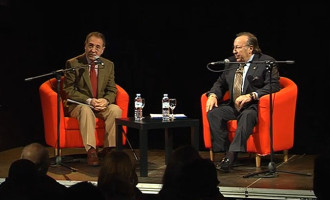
xmin=97 ymin=64 xmax=106 ymax=97
xmin=77 ymin=55 xmax=94 ymax=97
xmin=243 ymin=63 xmax=258 ymax=93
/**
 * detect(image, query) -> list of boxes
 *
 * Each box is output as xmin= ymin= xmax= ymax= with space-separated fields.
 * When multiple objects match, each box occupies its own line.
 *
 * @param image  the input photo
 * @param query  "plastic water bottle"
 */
xmin=134 ymin=93 xmax=143 ymax=121
xmin=162 ymin=94 xmax=170 ymax=121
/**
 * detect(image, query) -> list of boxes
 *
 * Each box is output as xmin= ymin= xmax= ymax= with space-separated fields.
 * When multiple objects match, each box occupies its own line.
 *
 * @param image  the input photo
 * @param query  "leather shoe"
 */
xmin=215 ymin=157 xmax=233 ymax=172
xmin=98 ymin=147 xmax=115 ymax=157
xmin=87 ymin=147 xmax=99 ymax=166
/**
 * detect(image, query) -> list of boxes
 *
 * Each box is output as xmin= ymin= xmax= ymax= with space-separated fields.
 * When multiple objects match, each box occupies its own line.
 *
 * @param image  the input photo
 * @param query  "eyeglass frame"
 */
xmin=233 ymin=45 xmax=251 ymax=51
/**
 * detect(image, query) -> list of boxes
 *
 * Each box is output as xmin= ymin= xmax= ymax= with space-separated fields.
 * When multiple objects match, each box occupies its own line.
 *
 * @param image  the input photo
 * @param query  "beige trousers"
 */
xmin=70 ymin=104 xmax=122 ymax=151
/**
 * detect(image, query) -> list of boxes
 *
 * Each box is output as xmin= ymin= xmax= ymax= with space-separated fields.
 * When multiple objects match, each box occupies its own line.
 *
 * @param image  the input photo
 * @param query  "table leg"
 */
xmin=165 ymin=128 xmax=173 ymax=165
xmin=116 ymin=124 xmax=123 ymax=150
xmin=191 ymin=124 xmax=199 ymax=150
xmin=139 ymin=128 xmax=148 ymax=177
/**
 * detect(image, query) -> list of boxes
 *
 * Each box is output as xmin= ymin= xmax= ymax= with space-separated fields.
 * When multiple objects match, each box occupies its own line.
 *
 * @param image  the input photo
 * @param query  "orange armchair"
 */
xmin=39 ymin=77 xmax=129 ymax=154
xmin=201 ymin=77 xmax=297 ymax=167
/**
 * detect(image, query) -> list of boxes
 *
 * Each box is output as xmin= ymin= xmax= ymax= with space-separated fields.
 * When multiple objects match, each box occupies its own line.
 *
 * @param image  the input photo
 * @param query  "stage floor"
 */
xmin=0 ymin=146 xmax=316 ymax=199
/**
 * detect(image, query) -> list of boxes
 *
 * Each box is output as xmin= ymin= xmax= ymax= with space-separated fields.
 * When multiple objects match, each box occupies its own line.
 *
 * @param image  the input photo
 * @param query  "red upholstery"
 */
xmin=201 ymin=77 xmax=297 ymax=167
xmin=39 ymin=77 xmax=129 ymax=150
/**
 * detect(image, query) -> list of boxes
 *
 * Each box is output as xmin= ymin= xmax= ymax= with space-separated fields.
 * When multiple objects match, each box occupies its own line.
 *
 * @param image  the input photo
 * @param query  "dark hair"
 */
xmin=162 ymin=145 xmax=202 ymax=187
xmin=236 ymin=32 xmax=262 ymax=54
xmin=97 ymin=150 xmax=139 ymax=199
xmin=84 ymin=31 xmax=106 ymax=47
xmin=66 ymin=181 xmax=105 ymax=200
xmin=8 ymin=159 xmax=38 ymax=183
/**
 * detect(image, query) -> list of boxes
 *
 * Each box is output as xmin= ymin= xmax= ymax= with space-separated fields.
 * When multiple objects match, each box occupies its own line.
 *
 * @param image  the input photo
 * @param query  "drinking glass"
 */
xmin=169 ymin=98 xmax=177 ymax=120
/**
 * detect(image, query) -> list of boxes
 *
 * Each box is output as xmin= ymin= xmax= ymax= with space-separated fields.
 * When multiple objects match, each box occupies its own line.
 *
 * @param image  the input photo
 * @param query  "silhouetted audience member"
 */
xmin=0 ymin=159 xmax=39 ymax=199
xmin=97 ymin=149 xmax=144 ymax=200
xmin=158 ymin=145 xmax=227 ymax=200
xmin=20 ymin=142 xmax=67 ymax=199
xmin=65 ymin=181 xmax=105 ymax=200
xmin=21 ymin=142 xmax=50 ymax=174
xmin=161 ymin=144 xmax=202 ymax=189
xmin=313 ymin=151 xmax=330 ymax=200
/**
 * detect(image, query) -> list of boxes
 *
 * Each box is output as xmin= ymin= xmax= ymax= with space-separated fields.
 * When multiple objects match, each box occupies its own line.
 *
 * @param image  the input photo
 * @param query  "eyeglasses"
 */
xmin=233 ymin=45 xmax=250 ymax=51
xmin=87 ymin=43 xmax=103 ymax=52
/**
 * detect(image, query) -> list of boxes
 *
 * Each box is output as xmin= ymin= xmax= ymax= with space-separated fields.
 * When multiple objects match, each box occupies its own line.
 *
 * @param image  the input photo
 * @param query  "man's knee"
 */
xmin=108 ymin=105 xmax=122 ymax=117
xmin=207 ymin=109 xmax=216 ymax=120
xmin=114 ymin=107 xmax=122 ymax=117
xmin=80 ymin=105 xmax=94 ymax=114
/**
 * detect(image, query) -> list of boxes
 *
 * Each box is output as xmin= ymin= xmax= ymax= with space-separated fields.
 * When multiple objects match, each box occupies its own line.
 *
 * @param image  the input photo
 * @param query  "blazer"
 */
xmin=208 ymin=53 xmax=280 ymax=108
xmin=63 ymin=53 xmax=117 ymax=114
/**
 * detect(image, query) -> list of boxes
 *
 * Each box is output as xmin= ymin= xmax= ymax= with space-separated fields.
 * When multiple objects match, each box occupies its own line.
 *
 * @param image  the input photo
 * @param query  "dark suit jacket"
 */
xmin=208 ymin=53 xmax=280 ymax=109
xmin=63 ymin=53 xmax=117 ymax=114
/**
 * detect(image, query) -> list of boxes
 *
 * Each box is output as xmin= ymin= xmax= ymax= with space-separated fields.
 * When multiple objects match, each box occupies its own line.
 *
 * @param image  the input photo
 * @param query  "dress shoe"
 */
xmin=87 ymin=147 xmax=99 ymax=166
xmin=215 ymin=157 xmax=233 ymax=172
xmin=98 ymin=147 xmax=115 ymax=157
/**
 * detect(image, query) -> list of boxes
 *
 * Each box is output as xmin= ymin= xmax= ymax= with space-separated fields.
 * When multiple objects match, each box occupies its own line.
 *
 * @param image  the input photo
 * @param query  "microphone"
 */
xmin=94 ymin=56 xmax=104 ymax=66
xmin=249 ymin=60 xmax=295 ymax=64
xmin=281 ymin=60 xmax=295 ymax=64
xmin=209 ymin=59 xmax=230 ymax=65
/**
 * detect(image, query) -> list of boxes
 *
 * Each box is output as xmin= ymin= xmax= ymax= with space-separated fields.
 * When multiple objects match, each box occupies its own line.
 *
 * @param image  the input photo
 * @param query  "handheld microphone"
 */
xmin=209 ymin=59 xmax=230 ymax=65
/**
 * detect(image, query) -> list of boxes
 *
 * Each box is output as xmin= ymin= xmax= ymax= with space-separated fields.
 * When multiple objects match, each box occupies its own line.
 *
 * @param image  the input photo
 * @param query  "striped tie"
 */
xmin=233 ymin=64 xmax=244 ymax=111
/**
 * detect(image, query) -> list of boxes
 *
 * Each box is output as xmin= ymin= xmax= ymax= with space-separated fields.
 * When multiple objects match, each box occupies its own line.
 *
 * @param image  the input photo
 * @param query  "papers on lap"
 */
xmin=67 ymin=99 xmax=94 ymax=108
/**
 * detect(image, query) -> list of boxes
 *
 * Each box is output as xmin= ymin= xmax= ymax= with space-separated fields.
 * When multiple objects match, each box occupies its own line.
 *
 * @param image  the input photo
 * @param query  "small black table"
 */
xmin=115 ymin=117 xmax=199 ymax=177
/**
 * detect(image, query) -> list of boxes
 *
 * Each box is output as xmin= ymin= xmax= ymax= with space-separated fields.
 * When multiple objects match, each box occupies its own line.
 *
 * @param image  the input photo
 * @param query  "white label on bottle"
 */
xmin=135 ymin=101 xmax=142 ymax=108
xmin=162 ymin=102 xmax=169 ymax=108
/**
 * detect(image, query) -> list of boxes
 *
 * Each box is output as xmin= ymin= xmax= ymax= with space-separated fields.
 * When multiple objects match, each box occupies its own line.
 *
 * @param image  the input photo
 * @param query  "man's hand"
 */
xmin=235 ymin=94 xmax=253 ymax=111
xmin=206 ymin=95 xmax=218 ymax=112
xmin=91 ymin=98 xmax=109 ymax=111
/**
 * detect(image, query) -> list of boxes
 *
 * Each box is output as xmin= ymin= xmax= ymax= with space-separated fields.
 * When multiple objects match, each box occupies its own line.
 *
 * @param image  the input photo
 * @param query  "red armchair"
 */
xmin=39 ymin=77 xmax=129 ymax=155
xmin=201 ymin=77 xmax=297 ymax=167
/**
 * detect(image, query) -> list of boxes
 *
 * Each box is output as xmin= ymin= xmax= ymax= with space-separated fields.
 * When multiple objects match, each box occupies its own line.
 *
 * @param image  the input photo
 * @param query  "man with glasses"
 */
xmin=205 ymin=32 xmax=280 ymax=172
xmin=63 ymin=32 xmax=122 ymax=166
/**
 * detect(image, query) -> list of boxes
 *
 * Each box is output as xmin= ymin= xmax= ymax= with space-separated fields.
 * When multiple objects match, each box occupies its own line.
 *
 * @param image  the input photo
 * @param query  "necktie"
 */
xmin=90 ymin=62 xmax=98 ymax=98
xmin=233 ymin=64 xmax=244 ymax=111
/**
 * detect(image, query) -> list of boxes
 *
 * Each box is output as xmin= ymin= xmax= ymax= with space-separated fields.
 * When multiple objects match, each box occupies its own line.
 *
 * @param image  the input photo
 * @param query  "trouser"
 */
xmin=70 ymin=104 xmax=122 ymax=151
xmin=206 ymin=104 xmax=257 ymax=153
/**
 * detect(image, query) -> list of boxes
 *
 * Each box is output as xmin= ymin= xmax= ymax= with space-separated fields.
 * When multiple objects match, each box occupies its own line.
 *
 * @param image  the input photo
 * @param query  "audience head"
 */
xmin=313 ymin=151 xmax=330 ymax=200
xmin=177 ymin=158 xmax=221 ymax=200
xmin=162 ymin=145 xmax=202 ymax=186
xmin=0 ymin=159 xmax=39 ymax=199
xmin=21 ymin=142 xmax=50 ymax=175
xmin=8 ymin=159 xmax=38 ymax=184
xmin=168 ymin=144 xmax=202 ymax=165
xmin=97 ymin=150 xmax=139 ymax=200
xmin=160 ymin=145 xmax=225 ymax=200
xmin=98 ymin=149 xmax=138 ymax=186
xmin=65 ymin=181 xmax=105 ymax=200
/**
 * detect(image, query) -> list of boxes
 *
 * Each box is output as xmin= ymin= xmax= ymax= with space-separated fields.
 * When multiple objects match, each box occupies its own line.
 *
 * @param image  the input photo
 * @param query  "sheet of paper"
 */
xmin=150 ymin=114 xmax=187 ymax=118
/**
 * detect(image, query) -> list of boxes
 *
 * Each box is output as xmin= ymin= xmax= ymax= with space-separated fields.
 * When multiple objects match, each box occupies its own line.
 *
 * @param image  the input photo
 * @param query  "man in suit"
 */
xmin=206 ymin=32 xmax=281 ymax=172
xmin=63 ymin=31 xmax=122 ymax=166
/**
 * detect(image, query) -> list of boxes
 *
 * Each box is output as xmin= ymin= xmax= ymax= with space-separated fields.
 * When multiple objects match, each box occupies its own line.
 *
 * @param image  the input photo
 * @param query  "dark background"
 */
xmin=0 ymin=1 xmax=329 ymax=155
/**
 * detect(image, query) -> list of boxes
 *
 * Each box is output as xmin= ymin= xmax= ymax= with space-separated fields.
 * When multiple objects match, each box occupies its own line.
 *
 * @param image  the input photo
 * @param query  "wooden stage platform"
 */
xmin=0 ymin=146 xmax=317 ymax=200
